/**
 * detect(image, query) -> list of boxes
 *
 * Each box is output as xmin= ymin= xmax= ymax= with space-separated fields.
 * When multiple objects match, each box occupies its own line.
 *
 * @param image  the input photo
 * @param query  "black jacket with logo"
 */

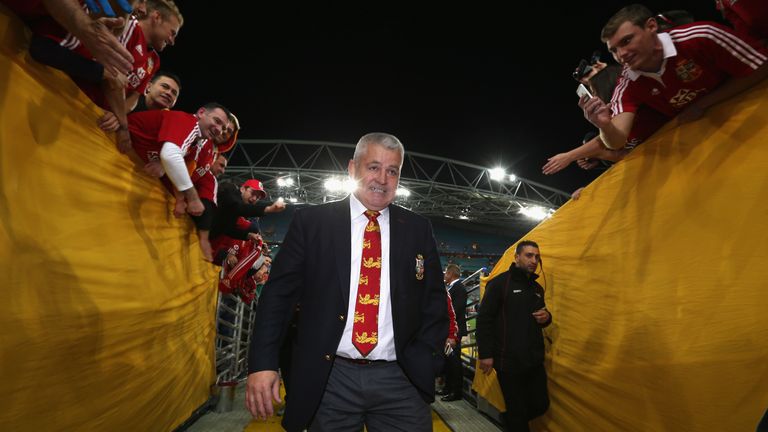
xmin=476 ymin=264 xmax=551 ymax=372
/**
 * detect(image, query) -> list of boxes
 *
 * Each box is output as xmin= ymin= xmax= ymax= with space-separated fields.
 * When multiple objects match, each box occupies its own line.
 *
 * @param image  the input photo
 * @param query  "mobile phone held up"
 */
xmin=576 ymin=83 xmax=593 ymax=100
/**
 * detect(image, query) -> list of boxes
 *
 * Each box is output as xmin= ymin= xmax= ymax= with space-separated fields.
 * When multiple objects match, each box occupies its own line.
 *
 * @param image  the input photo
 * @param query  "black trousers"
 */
xmin=444 ymin=341 xmax=463 ymax=396
xmin=496 ymin=364 xmax=549 ymax=432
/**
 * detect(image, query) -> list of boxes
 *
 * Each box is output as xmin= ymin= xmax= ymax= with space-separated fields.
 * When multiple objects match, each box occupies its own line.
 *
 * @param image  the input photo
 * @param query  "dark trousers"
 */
xmin=444 ymin=342 xmax=463 ymax=396
xmin=496 ymin=364 xmax=549 ymax=432
xmin=309 ymin=358 xmax=431 ymax=432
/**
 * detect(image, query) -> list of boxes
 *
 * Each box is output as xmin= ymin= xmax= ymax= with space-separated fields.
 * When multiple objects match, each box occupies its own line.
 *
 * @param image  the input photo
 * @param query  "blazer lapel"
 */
xmin=332 ymin=197 xmax=352 ymax=305
xmin=388 ymin=204 xmax=406 ymax=299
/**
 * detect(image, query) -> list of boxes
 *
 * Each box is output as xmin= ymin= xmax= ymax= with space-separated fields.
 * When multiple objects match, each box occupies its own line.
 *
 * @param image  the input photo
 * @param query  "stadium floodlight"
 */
xmin=343 ymin=178 xmax=358 ymax=193
xmin=324 ymin=177 xmax=357 ymax=193
xmin=396 ymin=187 xmax=411 ymax=197
xmin=518 ymin=205 xmax=553 ymax=221
xmin=508 ymin=174 xmax=517 ymax=182
xmin=288 ymin=197 xmax=298 ymax=203
xmin=489 ymin=167 xmax=507 ymax=181
xmin=324 ymin=178 xmax=343 ymax=192
xmin=458 ymin=215 xmax=469 ymax=220
xmin=277 ymin=177 xmax=295 ymax=187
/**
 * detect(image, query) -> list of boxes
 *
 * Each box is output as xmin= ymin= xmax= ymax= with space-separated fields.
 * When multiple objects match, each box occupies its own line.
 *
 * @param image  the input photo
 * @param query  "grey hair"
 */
xmin=445 ymin=263 xmax=461 ymax=277
xmin=353 ymin=132 xmax=405 ymax=164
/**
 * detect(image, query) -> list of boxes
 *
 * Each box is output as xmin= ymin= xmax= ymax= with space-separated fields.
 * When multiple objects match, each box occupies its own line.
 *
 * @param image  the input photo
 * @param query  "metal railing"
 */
xmin=456 ymin=267 xmax=485 ymax=405
xmin=215 ymin=293 xmax=257 ymax=384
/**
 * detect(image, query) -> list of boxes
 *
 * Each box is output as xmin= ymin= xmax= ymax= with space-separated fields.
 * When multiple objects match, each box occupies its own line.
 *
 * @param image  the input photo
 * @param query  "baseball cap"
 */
xmin=242 ymin=179 xmax=267 ymax=199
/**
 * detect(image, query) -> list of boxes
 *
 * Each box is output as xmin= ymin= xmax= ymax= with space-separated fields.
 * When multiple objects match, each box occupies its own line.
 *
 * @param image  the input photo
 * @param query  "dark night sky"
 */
xmin=162 ymin=1 xmax=722 ymax=194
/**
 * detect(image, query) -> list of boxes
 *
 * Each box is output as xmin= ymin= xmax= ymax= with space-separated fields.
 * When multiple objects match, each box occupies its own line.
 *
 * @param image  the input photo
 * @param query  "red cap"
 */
xmin=242 ymin=179 xmax=267 ymax=199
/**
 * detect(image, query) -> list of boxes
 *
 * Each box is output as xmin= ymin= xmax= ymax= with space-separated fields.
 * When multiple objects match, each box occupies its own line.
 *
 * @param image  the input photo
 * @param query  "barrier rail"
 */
xmin=456 ymin=267 xmax=484 ymax=404
xmin=215 ymin=293 xmax=257 ymax=384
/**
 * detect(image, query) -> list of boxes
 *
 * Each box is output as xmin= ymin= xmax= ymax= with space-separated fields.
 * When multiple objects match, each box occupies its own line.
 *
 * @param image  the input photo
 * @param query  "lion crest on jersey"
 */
xmin=674 ymin=58 xmax=703 ymax=82
xmin=669 ymin=88 xmax=703 ymax=108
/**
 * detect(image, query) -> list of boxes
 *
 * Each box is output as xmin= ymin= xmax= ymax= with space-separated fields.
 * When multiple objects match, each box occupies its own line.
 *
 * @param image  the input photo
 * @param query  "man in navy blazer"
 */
xmin=246 ymin=132 xmax=448 ymax=432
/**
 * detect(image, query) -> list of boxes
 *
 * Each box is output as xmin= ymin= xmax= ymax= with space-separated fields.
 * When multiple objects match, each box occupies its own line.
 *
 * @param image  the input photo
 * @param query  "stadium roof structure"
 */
xmin=222 ymin=140 xmax=571 ymax=230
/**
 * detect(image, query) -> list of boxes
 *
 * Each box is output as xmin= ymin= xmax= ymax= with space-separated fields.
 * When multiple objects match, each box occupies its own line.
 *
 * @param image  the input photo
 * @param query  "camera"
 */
xmin=572 ymin=50 xmax=603 ymax=82
xmin=572 ymin=59 xmax=591 ymax=81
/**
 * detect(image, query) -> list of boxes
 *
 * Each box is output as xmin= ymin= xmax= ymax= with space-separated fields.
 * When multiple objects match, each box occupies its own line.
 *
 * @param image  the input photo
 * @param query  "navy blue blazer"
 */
xmin=249 ymin=197 xmax=448 ymax=432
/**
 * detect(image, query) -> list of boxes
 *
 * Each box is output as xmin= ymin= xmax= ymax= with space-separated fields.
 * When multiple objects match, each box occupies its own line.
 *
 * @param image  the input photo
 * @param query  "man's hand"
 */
xmin=173 ymin=197 xmax=187 ymax=218
xmin=225 ymin=253 xmax=238 ymax=267
xmin=247 ymin=232 xmax=263 ymax=243
xmin=571 ymin=187 xmax=585 ymax=201
xmin=245 ymin=371 xmax=282 ymax=420
xmin=446 ymin=337 xmax=457 ymax=348
xmin=532 ymin=308 xmax=550 ymax=324
xmin=98 ymin=111 xmax=120 ymax=131
xmin=579 ymin=95 xmax=611 ymax=129
xmin=542 ymin=153 xmax=573 ymax=175
xmin=478 ymin=358 xmax=494 ymax=375
xmin=186 ymin=198 xmax=204 ymax=216
xmin=79 ymin=17 xmax=134 ymax=77
xmin=576 ymin=158 xmax=600 ymax=170
xmin=265 ymin=199 xmax=286 ymax=214
xmin=143 ymin=161 xmax=165 ymax=177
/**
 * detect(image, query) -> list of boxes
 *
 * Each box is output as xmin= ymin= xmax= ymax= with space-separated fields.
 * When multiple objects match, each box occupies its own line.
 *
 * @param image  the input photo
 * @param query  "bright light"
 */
xmin=343 ymin=178 xmax=358 ymax=193
xmin=324 ymin=177 xmax=357 ymax=193
xmin=396 ymin=187 xmax=411 ymax=197
xmin=508 ymin=174 xmax=517 ymax=182
xmin=458 ymin=215 xmax=469 ymax=220
xmin=519 ymin=205 xmax=553 ymax=221
xmin=489 ymin=167 xmax=506 ymax=181
xmin=277 ymin=177 xmax=294 ymax=187
xmin=324 ymin=178 xmax=342 ymax=191
xmin=288 ymin=197 xmax=298 ymax=203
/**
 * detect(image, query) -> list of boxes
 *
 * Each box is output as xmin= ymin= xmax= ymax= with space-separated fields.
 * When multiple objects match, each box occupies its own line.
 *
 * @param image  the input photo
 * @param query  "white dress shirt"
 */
xmin=335 ymin=193 xmax=397 ymax=361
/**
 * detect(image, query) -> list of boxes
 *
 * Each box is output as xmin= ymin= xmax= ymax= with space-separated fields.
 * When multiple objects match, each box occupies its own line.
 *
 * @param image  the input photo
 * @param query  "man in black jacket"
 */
xmin=476 ymin=240 xmax=551 ymax=432
xmin=441 ymin=263 xmax=467 ymax=401
xmin=210 ymin=179 xmax=285 ymax=265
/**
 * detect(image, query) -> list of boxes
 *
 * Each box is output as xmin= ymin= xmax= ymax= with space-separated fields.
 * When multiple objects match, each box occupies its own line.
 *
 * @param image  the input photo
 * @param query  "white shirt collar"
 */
xmin=625 ymin=32 xmax=677 ymax=81
xmin=349 ymin=193 xmax=389 ymax=221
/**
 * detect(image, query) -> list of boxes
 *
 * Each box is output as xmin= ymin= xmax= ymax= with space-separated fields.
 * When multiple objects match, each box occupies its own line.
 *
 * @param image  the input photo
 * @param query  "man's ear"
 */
xmin=645 ymin=17 xmax=659 ymax=33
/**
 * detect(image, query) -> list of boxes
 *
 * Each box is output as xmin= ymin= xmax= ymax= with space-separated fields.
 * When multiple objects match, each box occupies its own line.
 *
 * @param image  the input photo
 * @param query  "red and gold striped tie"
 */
xmin=352 ymin=210 xmax=381 ymax=356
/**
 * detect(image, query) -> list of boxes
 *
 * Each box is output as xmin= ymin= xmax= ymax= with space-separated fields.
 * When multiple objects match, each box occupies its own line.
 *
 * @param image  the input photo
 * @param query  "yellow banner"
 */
xmin=473 ymin=81 xmax=768 ymax=430
xmin=0 ymin=8 xmax=218 ymax=431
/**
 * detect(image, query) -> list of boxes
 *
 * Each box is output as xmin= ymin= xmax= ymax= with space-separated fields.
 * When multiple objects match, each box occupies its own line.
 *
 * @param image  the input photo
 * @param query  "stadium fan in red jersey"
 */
xmin=579 ymin=4 xmax=768 ymax=150
xmin=127 ymin=102 xmax=231 ymax=218
xmin=185 ymin=112 xmax=241 ymax=261
xmin=25 ymin=0 xmax=182 ymax=153
xmin=715 ymin=0 xmax=768 ymax=44
xmin=132 ymin=70 xmax=181 ymax=112
xmin=544 ymin=11 xmax=695 ymax=177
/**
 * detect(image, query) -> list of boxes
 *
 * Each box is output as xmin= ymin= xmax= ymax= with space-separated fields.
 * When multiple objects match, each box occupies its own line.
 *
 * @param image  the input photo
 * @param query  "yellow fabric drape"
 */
xmin=0 ymin=8 xmax=218 ymax=431
xmin=473 ymin=81 xmax=768 ymax=430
